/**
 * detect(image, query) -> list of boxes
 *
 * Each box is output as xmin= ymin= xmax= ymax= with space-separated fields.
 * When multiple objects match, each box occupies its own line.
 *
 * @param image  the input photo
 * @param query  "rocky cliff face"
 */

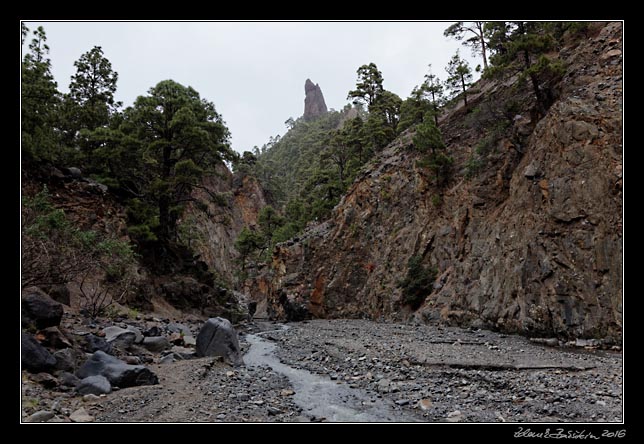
xmin=181 ymin=163 xmax=268 ymax=284
xmin=303 ymin=79 xmax=328 ymax=120
xmin=260 ymin=22 xmax=623 ymax=341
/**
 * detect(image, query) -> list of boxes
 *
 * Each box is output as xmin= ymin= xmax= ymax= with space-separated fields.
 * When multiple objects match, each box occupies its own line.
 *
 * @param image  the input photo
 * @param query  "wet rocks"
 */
xmin=76 ymin=351 xmax=159 ymax=388
xmin=196 ymin=318 xmax=242 ymax=366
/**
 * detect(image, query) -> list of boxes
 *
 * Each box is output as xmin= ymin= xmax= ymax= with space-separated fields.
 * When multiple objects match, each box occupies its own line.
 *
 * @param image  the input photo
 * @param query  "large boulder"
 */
xmin=76 ymin=350 xmax=159 ymax=388
xmin=195 ymin=317 xmax=242 ymax=366
xmin=76 ymin=375 xmax=111 ymax=395
xmin=22 ymin=287 xmax=64 ymax=329
xmin=22 ymin=332 xmax=56 ymax=373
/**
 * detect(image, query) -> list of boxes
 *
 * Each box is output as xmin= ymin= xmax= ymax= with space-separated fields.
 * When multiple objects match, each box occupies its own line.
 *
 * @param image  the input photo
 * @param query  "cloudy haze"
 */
xmin=22 ymin=21 xmax=481 ymax=154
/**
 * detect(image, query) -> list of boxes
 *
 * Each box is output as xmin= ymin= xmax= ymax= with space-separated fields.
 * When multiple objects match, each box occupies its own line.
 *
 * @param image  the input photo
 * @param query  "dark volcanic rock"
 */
xmin=82 ymin=334 xmax=112 ymax=354
xmin=303 ymin=79 xmax=328 ymax=121
xmin=142 ymin=336 xmax=171 ymax=352
xmin=53 ymin=347 xmax=85 ymax=372
xmin=22 ymin=287 xmax=64 ymax=329
xmin=76 ymin=351 xmax=159 ymax=388
xmin=22 ymin=332 xmax=56 ymax=373
xmin=195 ymin=317 xmax=242 ymax=366
xmin=77 ymin=375 xmax=112 ymax=395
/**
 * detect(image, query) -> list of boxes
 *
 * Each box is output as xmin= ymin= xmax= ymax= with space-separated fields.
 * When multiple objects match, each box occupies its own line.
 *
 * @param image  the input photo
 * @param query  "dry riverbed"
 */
xmin=21 ymin=319 xmax=622 ymax=423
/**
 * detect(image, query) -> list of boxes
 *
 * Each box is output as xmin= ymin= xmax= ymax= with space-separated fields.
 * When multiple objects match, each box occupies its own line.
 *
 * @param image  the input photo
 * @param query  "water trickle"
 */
xmin=244 ymin=330 xmax=411 ymax=422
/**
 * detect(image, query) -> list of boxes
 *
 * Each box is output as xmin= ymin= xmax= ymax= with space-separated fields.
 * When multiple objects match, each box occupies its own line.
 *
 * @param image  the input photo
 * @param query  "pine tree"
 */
xmin=69 ymin=46 xmax=121 ymax=133
xmin=347 ymin=63 xmax=384 ymax=111
xmin=486 ymin=21 xmax=564 ymax=116
xmin=121 ymin=80 xmax=234 ymax=242
xmin=21 ymin=25 xmax=61 ymax=163
xmin=412 ymin=116 xmax=452 ymax=187
xmin=445 ymin=51 xmax=473 ymax=107
xmin=444 ymin=22 xmax=489 ymax=71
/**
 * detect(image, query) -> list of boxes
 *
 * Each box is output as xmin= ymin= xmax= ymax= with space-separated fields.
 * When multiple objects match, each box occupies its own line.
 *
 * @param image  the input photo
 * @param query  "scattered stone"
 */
xmin=77 ymin=375 xmax=112 ymax=395
xmin=267 ymin=406 xmax=281 ymax=416
xmin=22 ymin=332 xmax=56 ymax=373
xmin=195 ymin=318 xmax=242 ymax=366
xmin=82 ymin=334 xmax=112 ymax=354
xmin=70 ymin=407 xmax=94 ymax=423
xmin=144 ymin=326 xmax=163 ymax=337
xmin=122 ymin=356 xmax=141 ymax=365
xmin=395 ymin=399 xmax=410 ymax=406
xmin=169 ymin=332 xmax=184 ymax=345
xmin=26 ymin=410 xmax=55 ymax=423
xmin=418 ymin=399 xmax=433 ymax=411
xmin=31 ymin=372 xmax=59 ymax=388
xmin=58 ymin=371 xmax=81 ymax=387
xmin=126 ymin=325 xmax=144 ymax=344
xmin=280 ymin=389 xmax=295 ymax=396
xmin=167 ymin=322 xmax=192 ymax=337
xmin=446 ymin=410 xmax=463 ymax=422
xmin=183 ymin=336 xmax=197 ymax=347
xmin=142 ymin=336 xmax=171 ymax=352
xmin=37 ymin=326 xmax=73 ymax=349
xmin=76 ymin=350 xmax=159 ymax=388
xmin=82 ymin=394 xmax=102 ymax=403
xmin=22 ymin=287 xmax=64 ymax=329
xmin=104 ymin=326 xmax=137 ymax=351
xmin=53 ymin=348 xmax=84 ymax=372
xmin=523 ymin=161 xmax=540 ymax=178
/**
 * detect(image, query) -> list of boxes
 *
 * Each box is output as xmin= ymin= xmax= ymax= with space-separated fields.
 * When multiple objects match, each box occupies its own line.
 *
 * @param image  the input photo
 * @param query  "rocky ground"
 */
xmin=269 ymin=319 xmax=623 ymax=423
xmin=22 ymin=312 xmax=622 ymax=423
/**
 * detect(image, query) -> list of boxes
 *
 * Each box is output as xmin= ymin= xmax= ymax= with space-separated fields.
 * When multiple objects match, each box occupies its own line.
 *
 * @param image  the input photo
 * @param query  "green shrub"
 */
xmin=398 ymin=255 xmax=437 ymax=309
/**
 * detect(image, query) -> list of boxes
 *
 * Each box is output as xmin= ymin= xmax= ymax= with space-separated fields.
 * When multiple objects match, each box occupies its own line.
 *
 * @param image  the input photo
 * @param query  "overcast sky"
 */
xmin=22 ymin=21 xmax=481 ymax=154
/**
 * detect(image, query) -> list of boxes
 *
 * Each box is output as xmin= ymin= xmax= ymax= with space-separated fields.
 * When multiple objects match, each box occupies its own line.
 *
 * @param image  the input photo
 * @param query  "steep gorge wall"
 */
xmin=261 ymin=22 xmax=622 ymax=341
xmin=184 ymin=163 xmax=268 ymax=283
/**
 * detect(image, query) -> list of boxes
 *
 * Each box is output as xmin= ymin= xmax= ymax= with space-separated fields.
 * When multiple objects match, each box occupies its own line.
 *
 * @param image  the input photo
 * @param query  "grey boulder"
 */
xmin=195 ymin=317 xmax=242 ymax=366
xmin=142 ymin=336 xmax=171 ymax=352
xmin=82 ymin=334 xmax=112 ymax=354
xmin=76 ymin=375 xmax=111 ymax=395
xmin=76 ymin=350 xmax=159 ymax=388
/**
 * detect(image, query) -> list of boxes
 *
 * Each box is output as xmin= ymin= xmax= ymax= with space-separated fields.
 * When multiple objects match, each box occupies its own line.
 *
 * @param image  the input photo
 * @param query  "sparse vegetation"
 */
xmin=398 ymin=255 xmax=437 ymax=309
xmin=22 ymin=186 xmax=137 ymax=318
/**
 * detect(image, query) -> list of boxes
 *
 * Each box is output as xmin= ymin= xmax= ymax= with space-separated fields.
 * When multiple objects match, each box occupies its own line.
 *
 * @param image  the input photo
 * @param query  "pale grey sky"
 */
xmin=22 ymin=21 xmax=481 ymax=154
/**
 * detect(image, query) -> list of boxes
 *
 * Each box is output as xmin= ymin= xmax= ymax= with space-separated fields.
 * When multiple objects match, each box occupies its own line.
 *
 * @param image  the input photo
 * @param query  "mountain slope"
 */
xmin=258 ymin=22 xmax=622 ymax=341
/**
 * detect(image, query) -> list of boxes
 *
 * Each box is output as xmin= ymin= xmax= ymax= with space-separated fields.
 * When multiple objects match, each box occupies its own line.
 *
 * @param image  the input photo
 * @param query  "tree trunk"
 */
xmin=158 ymin=144 xmax=173 ymax=241
xmin=476 ymin=22 xmax=488 ymax=70
xmin=431 ymin=91 xmax=439 ymax=126
xmin=461 ymin=75 xmax=468 ymax=107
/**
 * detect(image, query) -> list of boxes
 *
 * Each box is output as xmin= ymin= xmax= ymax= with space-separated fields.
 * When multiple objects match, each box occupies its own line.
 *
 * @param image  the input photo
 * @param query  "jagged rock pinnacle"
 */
xmin=303 ymin=78 xmax=327 ymax=121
